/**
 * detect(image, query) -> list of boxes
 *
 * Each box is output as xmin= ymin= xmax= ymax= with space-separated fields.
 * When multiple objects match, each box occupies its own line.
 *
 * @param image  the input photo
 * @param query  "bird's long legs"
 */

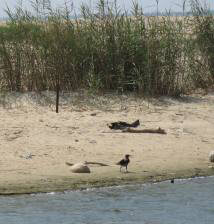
xmin=120 ymin=166 xmax=128 ymax=172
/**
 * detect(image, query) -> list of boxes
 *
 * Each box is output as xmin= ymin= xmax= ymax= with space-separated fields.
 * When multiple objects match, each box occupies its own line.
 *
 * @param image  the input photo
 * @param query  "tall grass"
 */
xmin=190 ymin=0 xmax=214 ymax=89
xmin=0 ymin=0 xmax=213 ymax=96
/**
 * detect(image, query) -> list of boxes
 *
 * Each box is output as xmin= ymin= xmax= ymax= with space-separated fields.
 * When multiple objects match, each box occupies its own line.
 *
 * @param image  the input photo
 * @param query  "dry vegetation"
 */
xmin=0 ymin=0 xmax=213 ymax=96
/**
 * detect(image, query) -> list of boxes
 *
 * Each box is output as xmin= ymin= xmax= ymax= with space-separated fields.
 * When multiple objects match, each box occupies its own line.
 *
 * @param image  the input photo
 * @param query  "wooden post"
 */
xmin=56 ymin=76 xmax=60 ymax=113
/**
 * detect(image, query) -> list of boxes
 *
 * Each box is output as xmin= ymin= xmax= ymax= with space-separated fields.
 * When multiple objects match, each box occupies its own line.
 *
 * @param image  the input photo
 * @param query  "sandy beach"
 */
xmin=0 ymin=91 xmax=214 ymax=195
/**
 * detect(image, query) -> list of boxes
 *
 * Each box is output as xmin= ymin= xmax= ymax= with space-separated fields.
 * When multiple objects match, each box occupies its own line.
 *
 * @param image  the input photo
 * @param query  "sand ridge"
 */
xmin=0 ymin=91 xmax=214 ymax=194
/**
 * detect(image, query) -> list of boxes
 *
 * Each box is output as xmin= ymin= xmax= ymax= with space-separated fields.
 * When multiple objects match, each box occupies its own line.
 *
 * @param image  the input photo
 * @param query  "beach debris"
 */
xmin=209 ymin=151 xmax=214 ymax=162
xmin=85 ymin=161 xmax=109 ymax=166
xmin=175 ymin=113 xmax=183 ymax=116
xmin=20 ymin=153 xmax=35 ymax=159
xmin=66 ymin=162 xmax=74 ymax=166
xmin=122 ymin=127 xmax=167 ymax=134
xmin=108 ymin=119 xmax=140 ymax=130
xmin=69 ymin=162 xmax=91 ymax=173
xmin=66 ymin=161 xmax=109 ymax=167
xmin=116 ymin=154 xmax=131 ymax=172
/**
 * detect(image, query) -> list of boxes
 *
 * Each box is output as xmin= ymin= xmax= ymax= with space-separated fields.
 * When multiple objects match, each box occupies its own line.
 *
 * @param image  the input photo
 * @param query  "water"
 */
xmin=0 ymin=176 xmax=214 ymax=224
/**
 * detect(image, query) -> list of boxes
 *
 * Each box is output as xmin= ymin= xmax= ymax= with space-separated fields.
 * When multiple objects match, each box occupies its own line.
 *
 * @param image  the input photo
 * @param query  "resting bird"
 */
xmin=116 ymin=154 xmax=131 ymax=172
xmin=108 ymin=119 xmax=140 ymax=130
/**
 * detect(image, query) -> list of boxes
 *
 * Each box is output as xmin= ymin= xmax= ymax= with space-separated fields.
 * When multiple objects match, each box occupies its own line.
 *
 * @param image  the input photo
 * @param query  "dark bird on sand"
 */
xmin=116 ymin=154 xmax=131 ymax=172
xmin=108 ymin=119 xmax=140 ymax=130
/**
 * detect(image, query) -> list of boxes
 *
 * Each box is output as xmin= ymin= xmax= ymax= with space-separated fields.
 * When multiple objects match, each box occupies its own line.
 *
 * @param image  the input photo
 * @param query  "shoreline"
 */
xmin=0 ymin=91 xmax=214 ymax=195
xmin=0 ymin=167 xmax=213 ymax=195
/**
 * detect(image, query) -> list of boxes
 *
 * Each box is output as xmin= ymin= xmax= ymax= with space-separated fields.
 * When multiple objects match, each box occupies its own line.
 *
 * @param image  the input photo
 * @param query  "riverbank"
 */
xmin=0 ymin=91 xmax=214 ymax=195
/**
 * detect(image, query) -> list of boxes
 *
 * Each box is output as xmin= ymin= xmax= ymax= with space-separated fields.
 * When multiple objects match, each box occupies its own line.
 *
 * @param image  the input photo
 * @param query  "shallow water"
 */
xmin=0 ymin=176 xmax=214 ymax=224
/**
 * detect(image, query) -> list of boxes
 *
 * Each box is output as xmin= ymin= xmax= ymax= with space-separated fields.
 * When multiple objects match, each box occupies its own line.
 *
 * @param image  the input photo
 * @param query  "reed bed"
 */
xmin=0 ymin=0 xmax=213 ymax=96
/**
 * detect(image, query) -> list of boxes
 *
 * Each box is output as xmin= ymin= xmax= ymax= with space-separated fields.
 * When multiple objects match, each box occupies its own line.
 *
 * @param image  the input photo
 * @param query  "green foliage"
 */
xmin=190 ymin=0 xmax=214 ymax=88
xmin=0 ymin=0 xmax=213 ymax=96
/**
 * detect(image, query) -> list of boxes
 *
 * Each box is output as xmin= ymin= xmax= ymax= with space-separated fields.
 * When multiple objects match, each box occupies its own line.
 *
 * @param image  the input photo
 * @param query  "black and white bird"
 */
xmin=116 ymin=154 xmax=131 ymax=172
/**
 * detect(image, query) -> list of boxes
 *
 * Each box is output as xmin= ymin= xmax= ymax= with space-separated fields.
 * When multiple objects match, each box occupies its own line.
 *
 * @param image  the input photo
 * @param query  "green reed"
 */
xmin=189 ymin=0 xmax=214 ymax=89
xmin=0 ymin=0 xmax=212 ymax=96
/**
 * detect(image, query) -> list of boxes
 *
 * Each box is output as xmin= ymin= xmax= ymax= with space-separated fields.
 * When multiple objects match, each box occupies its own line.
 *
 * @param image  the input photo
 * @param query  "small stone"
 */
xmin=89 ymin=140 xmax=97 ymax=144
xmin=70 ymin=163 xmax=90 ymax=173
